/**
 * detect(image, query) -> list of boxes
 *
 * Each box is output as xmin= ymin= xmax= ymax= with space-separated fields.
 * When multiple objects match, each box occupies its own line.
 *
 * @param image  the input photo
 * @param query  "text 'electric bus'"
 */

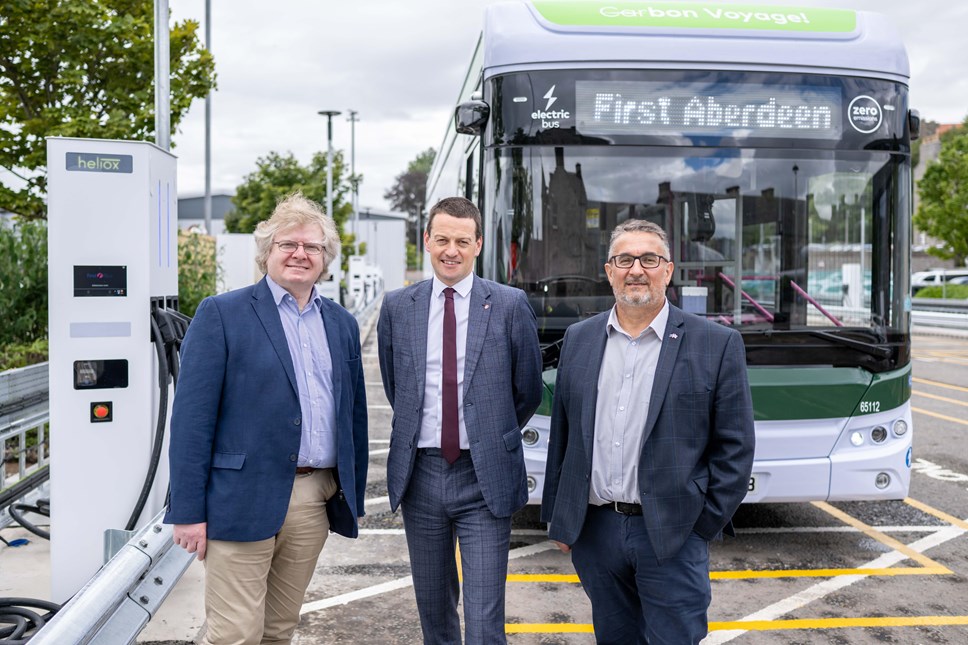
xmin=427 ymin=0 xmax=918 ymax=504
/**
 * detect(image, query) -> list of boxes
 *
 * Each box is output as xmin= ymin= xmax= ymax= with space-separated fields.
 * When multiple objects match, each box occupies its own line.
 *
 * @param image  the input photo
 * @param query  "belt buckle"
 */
xmin=613 ymin=501 xmax=626 ymax=514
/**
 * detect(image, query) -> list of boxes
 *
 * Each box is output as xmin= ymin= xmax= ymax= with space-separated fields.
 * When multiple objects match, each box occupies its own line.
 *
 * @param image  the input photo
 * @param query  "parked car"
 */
xmin=911 ymin=269 xmax=968 ymax=295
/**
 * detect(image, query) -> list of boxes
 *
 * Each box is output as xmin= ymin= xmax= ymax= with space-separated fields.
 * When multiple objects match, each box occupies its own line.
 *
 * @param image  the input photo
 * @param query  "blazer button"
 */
xmin=294 ymin=418 xmax=301 ymax=426
xmin=289 ymin=454 xmax=297 ymax=462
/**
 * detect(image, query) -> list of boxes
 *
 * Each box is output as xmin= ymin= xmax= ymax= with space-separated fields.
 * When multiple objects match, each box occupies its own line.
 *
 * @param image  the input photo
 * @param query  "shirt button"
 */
xmin=631 ymin=341 xmax=637 ymax=346
xmin=619 ymin=406 xmax=625 ymax=411
xmin=614 ymin=441 xmax=621 ymax=447
xmin=613 ymin=479 xmax=620 ymax=485
xmin=625 ymin=373 xmax=631 ymax=378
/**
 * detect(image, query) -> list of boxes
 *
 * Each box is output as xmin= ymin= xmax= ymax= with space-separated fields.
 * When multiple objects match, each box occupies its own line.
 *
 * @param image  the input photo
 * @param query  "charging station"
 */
xmin=46 ymin=138 xmax=178 ymax=602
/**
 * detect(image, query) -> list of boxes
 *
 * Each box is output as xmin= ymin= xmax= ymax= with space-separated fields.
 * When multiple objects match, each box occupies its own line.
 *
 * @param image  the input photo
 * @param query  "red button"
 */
xmin=93 ymin=405 xmax=110 ymax=418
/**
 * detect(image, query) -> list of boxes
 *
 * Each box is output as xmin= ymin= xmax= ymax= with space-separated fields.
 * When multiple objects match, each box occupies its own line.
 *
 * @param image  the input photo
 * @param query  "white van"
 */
xmin=911 ymin=268 xmax=968 ymax=295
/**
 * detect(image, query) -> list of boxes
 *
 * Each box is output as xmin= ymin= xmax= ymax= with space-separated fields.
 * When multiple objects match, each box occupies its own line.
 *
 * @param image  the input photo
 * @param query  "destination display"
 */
xmin=575 ymin=81 xmax=843 ymax=139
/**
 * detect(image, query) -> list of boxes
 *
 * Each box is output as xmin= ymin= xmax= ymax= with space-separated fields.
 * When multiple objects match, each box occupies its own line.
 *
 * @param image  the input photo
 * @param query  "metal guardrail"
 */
xmin=24 ymin=294 xmax=382 ymax=644
xmin=28 ymin=508 xmax=194 ymax=645
xmin=1 ymin=362 xmax=49 ymax=530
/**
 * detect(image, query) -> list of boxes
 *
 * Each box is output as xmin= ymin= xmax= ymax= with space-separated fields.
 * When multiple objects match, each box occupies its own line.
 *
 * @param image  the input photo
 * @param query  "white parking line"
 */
xmin=300 ymin=540 xmax=557 ymax=615
xmin=703 ymin=524 xmax=966 ymax=643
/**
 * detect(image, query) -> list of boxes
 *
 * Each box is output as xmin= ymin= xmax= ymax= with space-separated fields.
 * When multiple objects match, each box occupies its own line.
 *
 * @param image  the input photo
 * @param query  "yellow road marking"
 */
xmin=905 ymin=497 xmax=968 ymax=531
xmin=913 ymin=376 xmax=968 ymax=394
xmin=506 ymin=623 xmax=594 ymax=633
xmin=507 ymin=566 xmax=950 ymax=583
xmin=710 ymin=615 xmax=968 ymax=630
xmin=506 ymin=616 xmax=968 ymax=633
xmin=812 ymin=501 xmax=950 ymax=572
xmin=710 ymin=566 xmax=947 ymax=579
xmin=913 ymin=390 xmax=968 ymax=407
xmin=913 ymin=406 xmax=968 ymax=426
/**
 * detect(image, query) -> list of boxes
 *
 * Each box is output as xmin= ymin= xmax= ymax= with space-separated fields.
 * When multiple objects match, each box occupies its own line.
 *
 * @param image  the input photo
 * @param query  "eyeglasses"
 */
xmin=274 ymin=241 xmax=325 ymax=256
xmin=608 ymin=253 xmax=669 ymax=269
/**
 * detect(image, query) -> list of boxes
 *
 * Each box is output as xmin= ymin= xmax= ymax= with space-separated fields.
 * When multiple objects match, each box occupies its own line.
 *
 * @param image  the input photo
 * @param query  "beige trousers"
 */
xmin=200 ymin=468 xmax=338 ymax=645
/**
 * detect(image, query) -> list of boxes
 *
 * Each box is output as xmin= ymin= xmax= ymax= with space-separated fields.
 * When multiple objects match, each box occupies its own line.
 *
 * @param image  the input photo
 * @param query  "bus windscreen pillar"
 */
xmin=46 ymin=138 xmax=178 ymax=602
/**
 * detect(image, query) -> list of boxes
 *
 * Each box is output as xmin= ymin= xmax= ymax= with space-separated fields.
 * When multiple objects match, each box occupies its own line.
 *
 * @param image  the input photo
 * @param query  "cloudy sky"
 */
xmin=168 ymin=0 xmax=968 ymax=211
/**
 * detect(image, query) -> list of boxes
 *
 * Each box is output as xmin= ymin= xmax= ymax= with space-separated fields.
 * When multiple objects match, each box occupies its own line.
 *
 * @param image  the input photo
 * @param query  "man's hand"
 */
xmin=173 ymin=522 xmax=208 ymax=561
xmin=552 ymin=540 xmax=571 ymax=554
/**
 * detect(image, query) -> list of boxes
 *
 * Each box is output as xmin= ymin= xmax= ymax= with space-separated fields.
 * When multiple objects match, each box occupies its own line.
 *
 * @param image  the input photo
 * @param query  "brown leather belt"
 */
xmin=295 ymin=466 xmax=317 ymax=475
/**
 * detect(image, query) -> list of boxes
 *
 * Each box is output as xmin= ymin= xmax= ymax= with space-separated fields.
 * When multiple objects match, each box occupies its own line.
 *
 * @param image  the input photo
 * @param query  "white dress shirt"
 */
xmin=419 ymin=273 xmax=474 ymax=449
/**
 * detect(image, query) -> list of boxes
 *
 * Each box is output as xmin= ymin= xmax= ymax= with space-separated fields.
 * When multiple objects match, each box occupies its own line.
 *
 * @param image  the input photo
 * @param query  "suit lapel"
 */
xmin=642 ymin=305 xmax=685 ymax=442
xmin=462 ymin=278 xmax=491 ymax=394
xmin=580 ymin=314 xmax=609 ymax=460
xmin=251 ymin=278 xmax=299 ymax=396
xmin=410 ymin=281 xmax=432 ymax=396
xmin=319 ymin=299 xmax=343 ymax=410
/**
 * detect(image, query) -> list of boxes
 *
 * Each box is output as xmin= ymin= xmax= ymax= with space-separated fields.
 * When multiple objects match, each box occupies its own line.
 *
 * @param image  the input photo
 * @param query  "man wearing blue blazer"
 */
xmin=378 ymin=196 xmax=542 ymax=644
xmin=542 ymin=219 xmax=755 ymax=645
xmin=165 ymin=193 xmax=368 ymax=645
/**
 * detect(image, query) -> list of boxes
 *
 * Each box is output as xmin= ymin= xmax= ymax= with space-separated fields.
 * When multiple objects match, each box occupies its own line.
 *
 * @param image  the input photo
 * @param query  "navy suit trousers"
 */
xmin=402 ymin=449 xmax=512 ymax=645
xmin=571 ymin=505 xmax=711 ymax=645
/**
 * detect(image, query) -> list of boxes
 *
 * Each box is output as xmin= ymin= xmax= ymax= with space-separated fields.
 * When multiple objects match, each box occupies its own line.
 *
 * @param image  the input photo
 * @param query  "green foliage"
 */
xmin=178 ymin=230 xmax=217 ymax=318
xmin=406 ymin=242 xmax=420 ymax=270
xmin=0 ymin=219 xmax=48 ymax=348
xmin=0 ymin=0 xmax=216 ymax=218
xmin=915 ymin=284 xmax=968 ymax=299
xmin=915 ymin=118 xmax=968 ymax=266
xmin=228 ymin=150 xmax=359 ymax=271
xmin=385 ymin=148 xmax=436 ymax=246
xmin=0 ymin=338 xmax=48 ymax=371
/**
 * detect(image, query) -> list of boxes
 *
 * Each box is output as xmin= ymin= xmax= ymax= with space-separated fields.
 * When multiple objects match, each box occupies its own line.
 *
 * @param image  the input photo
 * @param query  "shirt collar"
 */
xmin=432 ymin=272 xmax=474 ymax=299
xmin=606 ymin=299 xmax=670 ymax=341
xmin=265 ymin=275 xmax=321 ymax=310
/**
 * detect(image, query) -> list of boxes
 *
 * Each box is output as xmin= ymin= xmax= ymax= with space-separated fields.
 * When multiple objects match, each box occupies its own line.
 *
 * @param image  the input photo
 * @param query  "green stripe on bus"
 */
xmin=532 ymin=2 xmax=857 ymax=33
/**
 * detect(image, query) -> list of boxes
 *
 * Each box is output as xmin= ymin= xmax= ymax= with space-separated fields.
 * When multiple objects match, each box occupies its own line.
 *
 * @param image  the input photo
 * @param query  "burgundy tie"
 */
xmin=441 ymin=287 xmax=460 ymax=464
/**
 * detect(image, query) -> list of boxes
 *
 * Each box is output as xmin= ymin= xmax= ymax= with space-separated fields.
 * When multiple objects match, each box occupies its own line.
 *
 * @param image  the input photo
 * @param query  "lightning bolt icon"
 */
xmin=543 ymin=85 xmax=558 ymax=111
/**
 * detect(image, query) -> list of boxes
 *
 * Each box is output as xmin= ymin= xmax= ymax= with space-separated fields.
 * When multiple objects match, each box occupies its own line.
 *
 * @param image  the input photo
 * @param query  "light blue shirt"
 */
xmin=266 ymin=276 xmax=337 ymax=468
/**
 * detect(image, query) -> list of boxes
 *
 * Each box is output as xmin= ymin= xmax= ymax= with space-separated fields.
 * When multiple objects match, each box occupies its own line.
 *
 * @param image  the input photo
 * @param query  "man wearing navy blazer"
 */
xmin=542 ymin=219 xmax=754 ymax=644
xmin=166 ymin=193 xmax=367 ymax=644
xmin=378 ymin=196 xmax=542 ymax=644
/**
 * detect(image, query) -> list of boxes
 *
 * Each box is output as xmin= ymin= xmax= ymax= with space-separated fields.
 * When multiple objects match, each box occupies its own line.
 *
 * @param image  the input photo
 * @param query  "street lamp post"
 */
xmin=347 ymin=110 xmax=359 ymax=255
xmin=319 ymin=110 xmax=342 ymax=302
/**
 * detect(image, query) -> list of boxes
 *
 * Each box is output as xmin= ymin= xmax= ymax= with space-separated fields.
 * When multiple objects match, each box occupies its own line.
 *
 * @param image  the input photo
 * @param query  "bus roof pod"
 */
xmin=481 ymin=1 xmax=909 ymax=83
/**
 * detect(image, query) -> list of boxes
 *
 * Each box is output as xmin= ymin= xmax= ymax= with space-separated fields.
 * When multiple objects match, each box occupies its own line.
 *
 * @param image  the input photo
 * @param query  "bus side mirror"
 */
xmin=908 ymin=109 xmax=921 ymax=141
xmin=455 ymin=100 xmax=490 ymax=135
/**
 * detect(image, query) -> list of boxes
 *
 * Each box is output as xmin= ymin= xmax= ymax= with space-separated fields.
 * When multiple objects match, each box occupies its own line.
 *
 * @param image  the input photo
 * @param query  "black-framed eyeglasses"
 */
xmin=274 ymin=241 xmax=325 ymax=256
xmin=608 ymin=253 xmax=669 ymax=269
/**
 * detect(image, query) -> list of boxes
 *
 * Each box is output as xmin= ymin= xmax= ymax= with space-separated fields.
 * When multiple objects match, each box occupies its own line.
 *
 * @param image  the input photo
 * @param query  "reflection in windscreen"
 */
xmin=485 ymin=147 xmax=899 ymax=339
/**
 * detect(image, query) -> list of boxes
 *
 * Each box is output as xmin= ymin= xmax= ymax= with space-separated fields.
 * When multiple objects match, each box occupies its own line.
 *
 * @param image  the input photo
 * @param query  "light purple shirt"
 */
xmin=266 ymin=276 xmax=337 ymax=468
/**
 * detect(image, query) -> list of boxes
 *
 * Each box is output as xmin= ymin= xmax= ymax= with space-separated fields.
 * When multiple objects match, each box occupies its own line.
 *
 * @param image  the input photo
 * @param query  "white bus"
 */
xmin=428 ymin=1 xmax=917 ymax=504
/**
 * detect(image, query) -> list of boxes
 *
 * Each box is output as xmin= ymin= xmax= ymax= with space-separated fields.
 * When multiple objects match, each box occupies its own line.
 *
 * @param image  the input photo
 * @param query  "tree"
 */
xmin=385 ymin=147 xmax=436 ymax=248
xmin=915 ymin=119 xmax=968 ymax=266
xmin=227 ymin=150 xmax=360 ymax=269
xmin=0 ymin=0 xmax=216 ymax=218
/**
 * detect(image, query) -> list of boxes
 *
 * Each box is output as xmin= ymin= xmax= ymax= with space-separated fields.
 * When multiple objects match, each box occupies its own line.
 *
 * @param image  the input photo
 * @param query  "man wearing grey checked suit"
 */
xmin=542 ymin=219 xmax=755 ymax=644
xmin=378 ymin=196 xmax=542 ymax=644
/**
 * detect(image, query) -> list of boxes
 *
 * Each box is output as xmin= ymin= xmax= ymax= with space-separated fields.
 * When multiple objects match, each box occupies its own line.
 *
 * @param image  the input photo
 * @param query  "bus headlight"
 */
xmin=522 ymin=427 xmax=540 ymax=446
xmin=850 ymin=431 xmax=864 ymax=446
xmin=875 ymin=472 xmax=891 ymax=489
xmin=870 ymin=426 xmax=888 ymax=443
xmin=893 ymin=419 xmax=909 ymax=437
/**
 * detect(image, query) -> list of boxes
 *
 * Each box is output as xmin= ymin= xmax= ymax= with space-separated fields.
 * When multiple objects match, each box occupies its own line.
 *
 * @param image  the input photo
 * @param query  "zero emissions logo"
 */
xmin=847 ymin=95 xmax=882 ymax=134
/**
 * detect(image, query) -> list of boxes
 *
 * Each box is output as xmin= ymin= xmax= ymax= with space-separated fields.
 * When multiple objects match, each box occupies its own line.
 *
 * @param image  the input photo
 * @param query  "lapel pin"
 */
xmin=669 ymin=333 xmax=678 ymax=339
xmin=483 ymin=303 xmax=490 ymax=309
